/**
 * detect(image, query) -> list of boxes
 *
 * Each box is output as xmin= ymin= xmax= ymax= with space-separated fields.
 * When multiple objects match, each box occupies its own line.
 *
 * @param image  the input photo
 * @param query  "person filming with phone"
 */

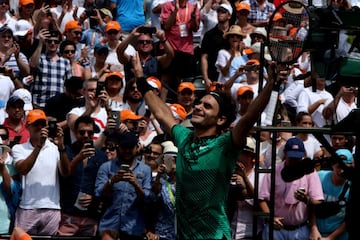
xmin=12 ymin=109 xmax=71 ymax=235
xmin=58 ymin=115 xmax=108 ymax=236
xmin=95 ymin=131 xmax=152 ymax=240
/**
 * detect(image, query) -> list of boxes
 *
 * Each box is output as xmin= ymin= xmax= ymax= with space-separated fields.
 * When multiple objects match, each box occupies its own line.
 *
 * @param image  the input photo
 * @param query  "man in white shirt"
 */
xmin=12 ymin=109 xmax=70 ymax=235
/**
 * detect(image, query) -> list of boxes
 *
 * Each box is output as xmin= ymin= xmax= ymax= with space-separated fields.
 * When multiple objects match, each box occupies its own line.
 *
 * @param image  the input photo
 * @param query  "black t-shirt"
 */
xmin=44 ymin=93 xmax=83 ymax=145
xmin=201 ymin=25 xmax=228 ymax=81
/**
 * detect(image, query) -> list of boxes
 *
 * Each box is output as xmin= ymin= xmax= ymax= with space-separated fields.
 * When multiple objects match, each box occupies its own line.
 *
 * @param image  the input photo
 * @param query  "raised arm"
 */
xmin=132 ymin=52 xmax=177 ymax=135
xmin=231 ymin=64 xmax=286 ymax=147
xmin=29 ymin=29 xmax=49 ymax=68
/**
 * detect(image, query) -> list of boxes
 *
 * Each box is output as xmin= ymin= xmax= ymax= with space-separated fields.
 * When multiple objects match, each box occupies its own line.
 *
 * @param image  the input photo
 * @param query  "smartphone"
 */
xmin=244 ymin=65 xmax=258 ymax=71
xmin=120 ymin=164 xmax=130 ymax=171
xmin=84 ymin=140 xmax=94 ymax=149
xmin=48 ymin=120 xmax=57 ymax=138
xmin=96 ymin=81 xmax=105 ymax=97
xmin=13 ymin=135 xmax=22 ymax=144
xmin=138 ymin=26 xmax=156 ymax=35
xmin=111 ymin=111 xmax=120 ymax=130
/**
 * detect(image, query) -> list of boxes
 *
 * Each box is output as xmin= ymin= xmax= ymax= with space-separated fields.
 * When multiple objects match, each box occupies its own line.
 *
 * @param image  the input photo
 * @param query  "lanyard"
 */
xmin=166 ymin=181 xmax=175 ymax=208
xmin=176 ymin=3 xmax=189 ymax=24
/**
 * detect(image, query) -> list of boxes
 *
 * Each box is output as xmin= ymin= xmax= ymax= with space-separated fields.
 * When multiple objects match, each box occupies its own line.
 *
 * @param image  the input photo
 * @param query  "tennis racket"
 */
xmin=264 ymin=0 xmax=310 ymax=126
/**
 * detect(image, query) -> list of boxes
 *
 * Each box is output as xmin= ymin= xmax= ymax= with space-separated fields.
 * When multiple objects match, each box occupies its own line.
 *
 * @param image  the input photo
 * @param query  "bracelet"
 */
xmin=160 ymin=38 xmax=167 ymax=43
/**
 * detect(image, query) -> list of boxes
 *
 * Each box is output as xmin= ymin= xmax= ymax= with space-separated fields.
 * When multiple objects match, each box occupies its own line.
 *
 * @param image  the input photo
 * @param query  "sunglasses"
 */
xmin=73 ymin=31 xmax=82 ymax=36
xmin=0 ymin=1 xmax=9 ymax=5
xmin=78 ymin=130 xmax=94 ymax=136
xmin=64 ymin=49 xmax=75 ymax=54
xmin=217 ymin=8 xmax=228 ymax=14
xmin=32 ymin=120 xmax=47 ymax=127
xmin=103 ymin=145 xmax=117 ymax=151
xmin=137 ymin=40 xmax=152 ymax=45
xmin=129 ymin=86 xmax=138 ymax=91
xmin=46 ymin=39 xmax=60 ymax=44
xmin=107 ymin=30 xmax=119 ymax=35
xmin=0 ymin=134 xmax=8 ymax=140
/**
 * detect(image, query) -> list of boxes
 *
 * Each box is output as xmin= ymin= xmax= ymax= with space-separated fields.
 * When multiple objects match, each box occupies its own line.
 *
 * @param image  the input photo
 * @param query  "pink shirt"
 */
xmin=161 ymin=1 xmax=200 ymax=55
xmin=259 ymin=161 xmax=324 ymax=225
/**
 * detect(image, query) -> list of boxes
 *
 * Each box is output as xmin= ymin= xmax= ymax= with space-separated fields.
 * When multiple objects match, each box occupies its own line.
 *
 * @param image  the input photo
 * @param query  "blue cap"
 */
xmin=284 ymin=137 xmax=305 ymax=159
xmin=94 ymin=43 xmax=109 ymax=54
xmin=336 ymin=149 xmax=353 ymax=164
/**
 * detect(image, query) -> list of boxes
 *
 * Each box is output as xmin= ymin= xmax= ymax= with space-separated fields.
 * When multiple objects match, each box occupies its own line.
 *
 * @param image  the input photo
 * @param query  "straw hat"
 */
xmin=223 ymin=25 xmax=247 ymax=39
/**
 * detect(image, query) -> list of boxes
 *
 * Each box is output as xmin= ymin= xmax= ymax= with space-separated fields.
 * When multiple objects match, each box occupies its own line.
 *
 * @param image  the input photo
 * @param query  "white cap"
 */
xmin=12 ymin=88 xmax=33 ymax=111
xmin=249 ymin=42 xmax=272 ymax=61
xmin=218 ymin=3 xmax=233 ymax=15
xmin=161 ymin=141 xmax=178 ymax=156
xmin=14 ymin=20 xmax=33 ymax=37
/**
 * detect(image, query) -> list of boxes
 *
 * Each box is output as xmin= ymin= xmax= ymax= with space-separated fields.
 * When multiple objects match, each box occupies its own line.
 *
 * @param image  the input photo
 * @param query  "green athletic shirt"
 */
xmin=172 ymin=125 xmax=241 ymax=240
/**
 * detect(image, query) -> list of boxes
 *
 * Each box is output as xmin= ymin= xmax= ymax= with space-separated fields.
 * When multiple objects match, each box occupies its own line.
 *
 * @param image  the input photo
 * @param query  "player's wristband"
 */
xmin=136 ymin=77 xmax=153 ymax=96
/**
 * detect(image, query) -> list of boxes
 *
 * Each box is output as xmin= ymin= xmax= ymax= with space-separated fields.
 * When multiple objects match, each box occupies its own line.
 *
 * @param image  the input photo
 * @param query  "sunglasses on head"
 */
xmin=137 ymin=40 xmax=152 ymax=45
xmin=78 ymin=130 xmax=94 ymax=136
xmin=64 ymin=49 xmax=75 ymax=54
xmin=46 ymin=39 xmax=60 ymax=44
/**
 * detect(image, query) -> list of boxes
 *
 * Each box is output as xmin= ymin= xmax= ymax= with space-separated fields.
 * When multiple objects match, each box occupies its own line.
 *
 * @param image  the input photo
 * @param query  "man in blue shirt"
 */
xmin=95 ymin=131 xmax=152 ymax=240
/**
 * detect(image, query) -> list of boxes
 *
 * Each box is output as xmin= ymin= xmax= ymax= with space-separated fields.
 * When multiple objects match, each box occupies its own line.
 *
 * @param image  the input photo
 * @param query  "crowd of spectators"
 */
xmin=0 ymin=0 xmax=358 ymax=239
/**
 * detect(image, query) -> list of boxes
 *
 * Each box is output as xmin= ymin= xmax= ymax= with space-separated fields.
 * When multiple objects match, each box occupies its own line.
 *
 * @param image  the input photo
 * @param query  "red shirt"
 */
xmin=3 ymin=118 xmax=30 ymax=144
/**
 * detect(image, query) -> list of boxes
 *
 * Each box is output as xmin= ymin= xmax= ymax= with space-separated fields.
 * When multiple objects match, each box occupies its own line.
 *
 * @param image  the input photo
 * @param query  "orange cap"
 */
xmin=20 ymin=0 xmax=34 ymax=5
xmin=237 ymin=86 xmax=254 ymax=96
xmin=244 ymin=47 xmax=255 ymax=55
xmin=236 ymin=2 xmax=250 ymax=12
xmin=120 ymin=109 xmax=143 ymax=122
xmin=178 ymin=82 xmax=195 ymax=92
xmin=246 ymin=59 xmax=260 ymax=65
xmin=169 ymin=103 xmax=187 ymax=121
xmin=147 ymin=76 xmax=162 ymax=90
xmin=26 ymin=109 xmax=47 ymax=124
xmin=64 ymin=20 xmax=81 ymax=33
xmin=106 ymin=21 xmax=121 ymax=32
xmin=106 ymin=72 xmax=124 ymax=80
xmin=272 ymin=12 xmax=283 ymax=22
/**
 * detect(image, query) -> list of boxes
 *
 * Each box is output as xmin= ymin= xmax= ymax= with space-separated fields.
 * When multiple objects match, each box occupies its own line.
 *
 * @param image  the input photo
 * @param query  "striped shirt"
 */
xmin=32 ymin=54 xmax=72 ymax=107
